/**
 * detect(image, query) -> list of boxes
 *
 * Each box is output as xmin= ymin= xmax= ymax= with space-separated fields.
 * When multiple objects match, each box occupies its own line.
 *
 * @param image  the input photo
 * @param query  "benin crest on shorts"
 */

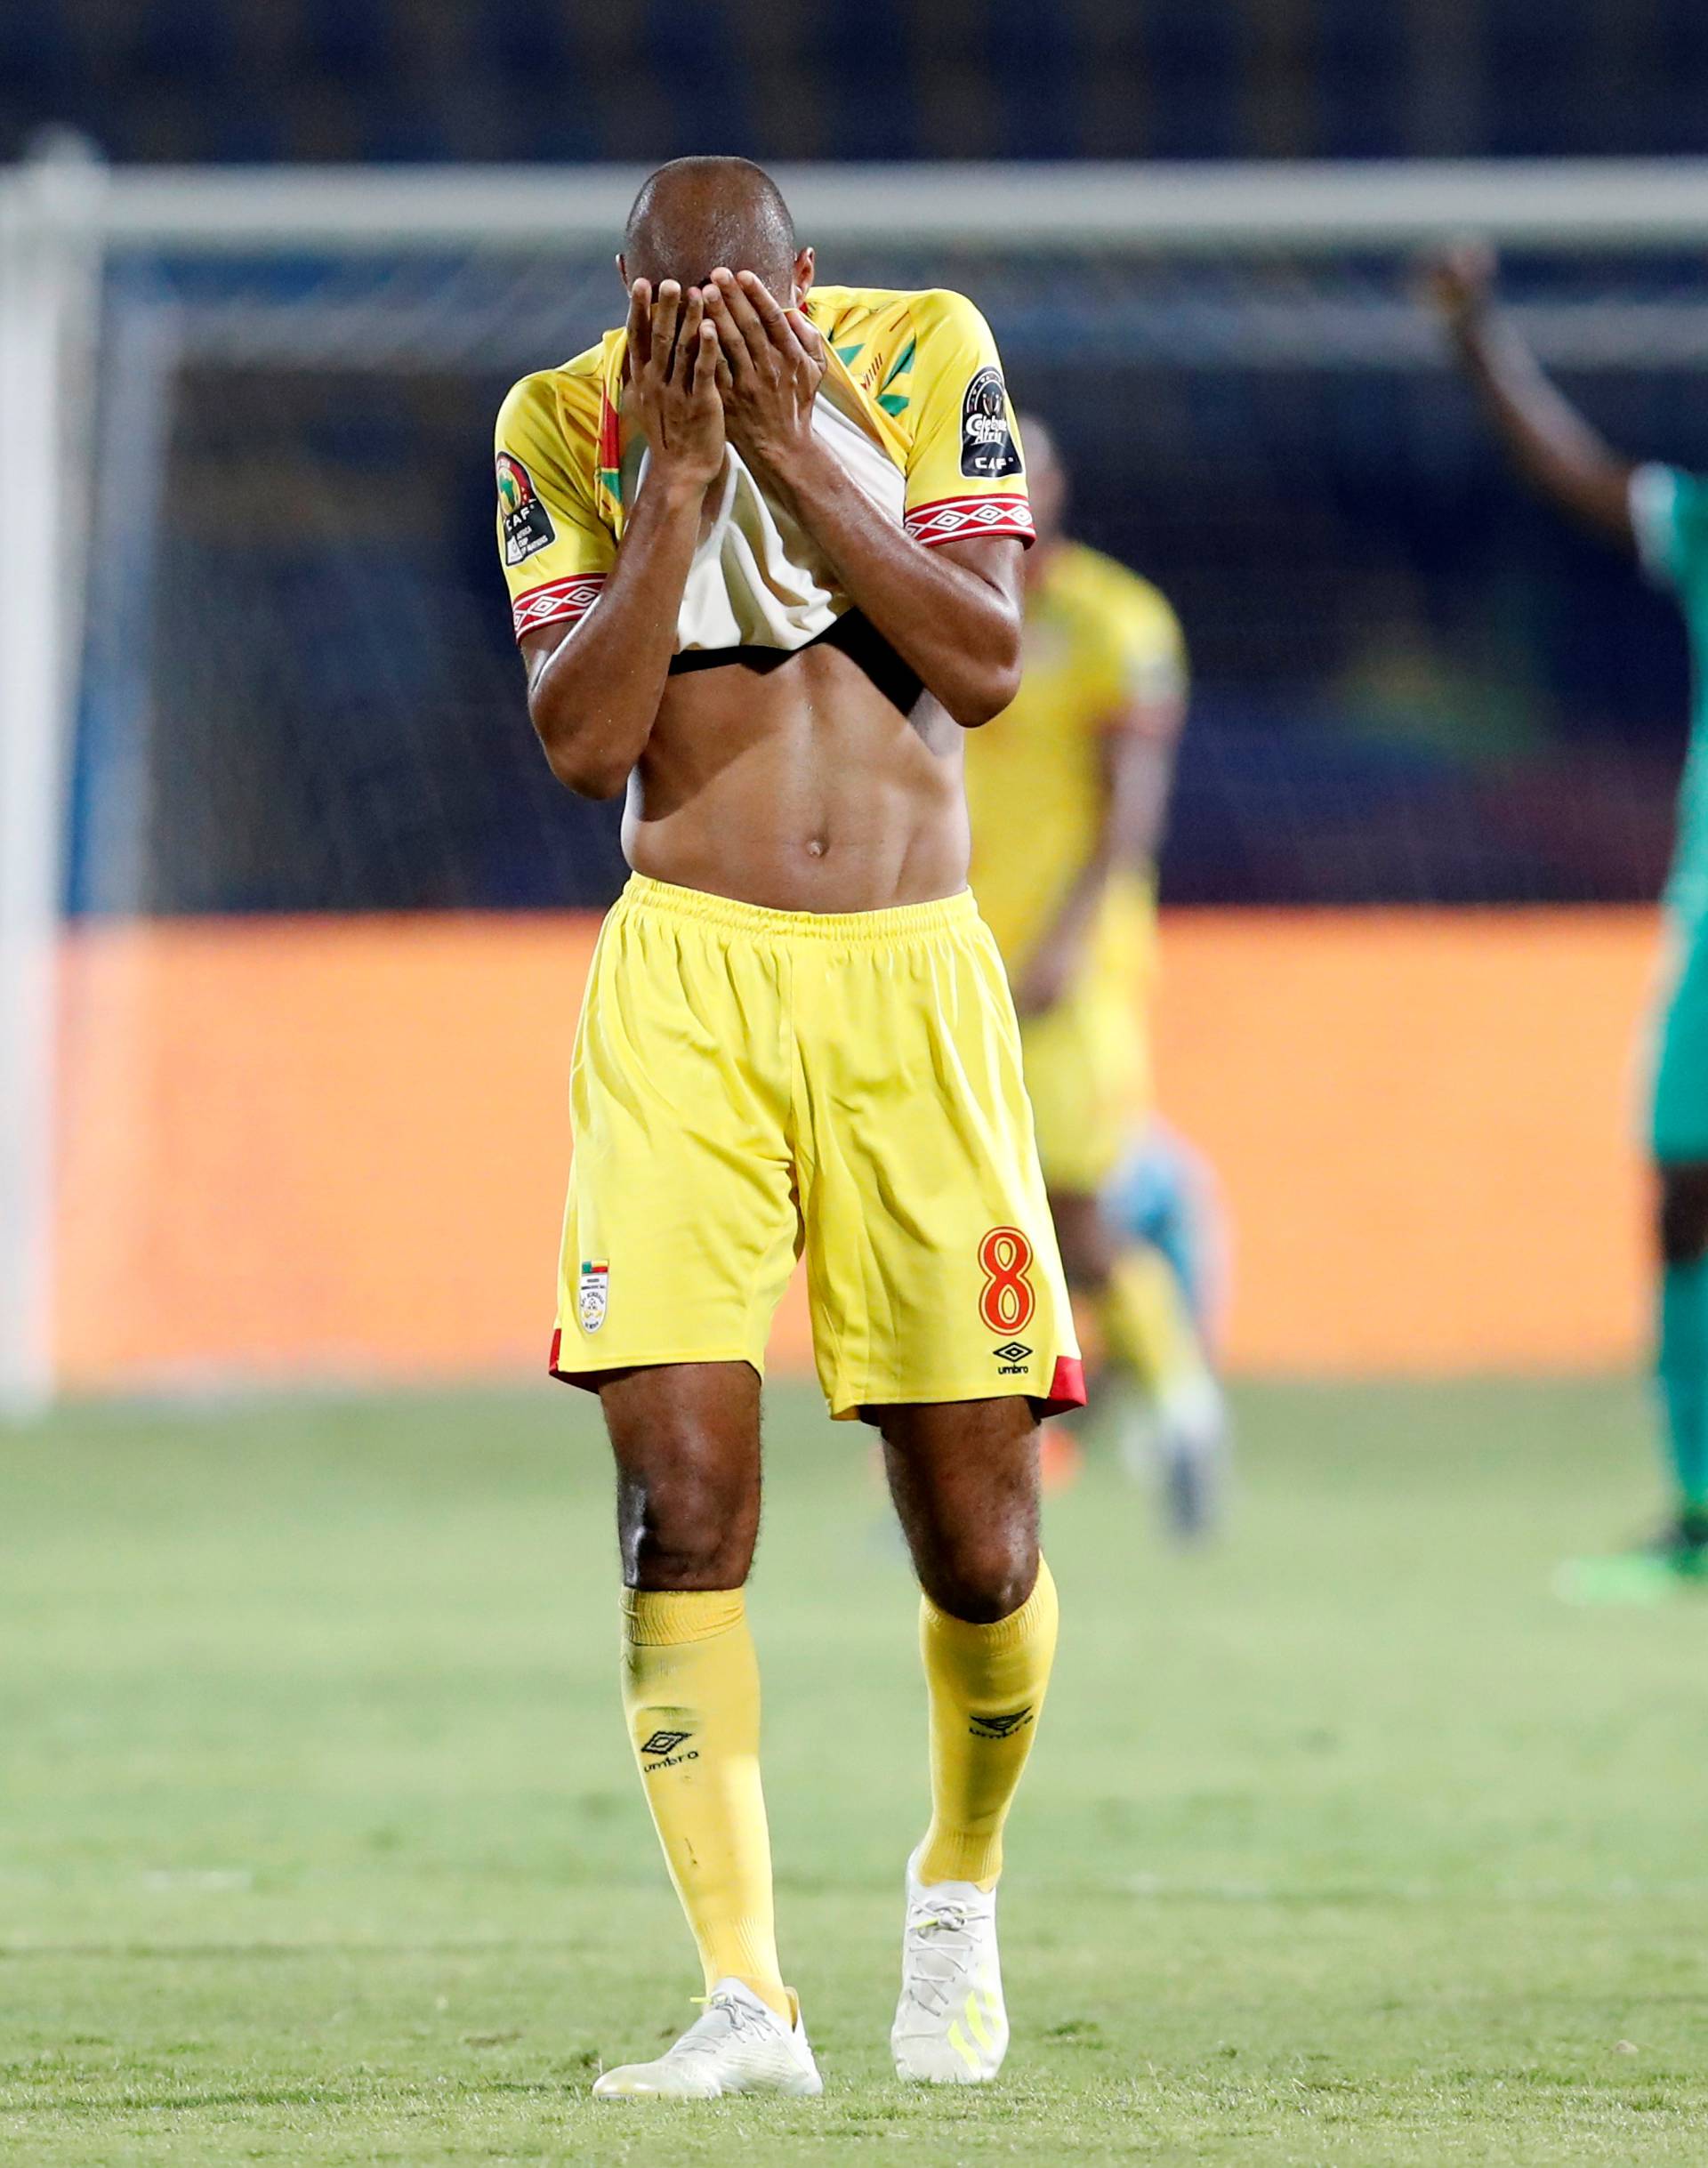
xmin=578 ymin=1259 xmax=608 ymax=1333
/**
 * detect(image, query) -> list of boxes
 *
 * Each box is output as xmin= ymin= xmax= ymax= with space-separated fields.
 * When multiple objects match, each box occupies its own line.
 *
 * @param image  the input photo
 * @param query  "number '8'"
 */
xmin=978 ymin=1226 xmax=1036 ymax=1334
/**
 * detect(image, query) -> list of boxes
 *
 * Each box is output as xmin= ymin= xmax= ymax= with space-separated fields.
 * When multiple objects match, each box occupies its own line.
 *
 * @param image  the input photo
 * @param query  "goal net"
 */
xmin=7 ymin=156 xmax=1708 ymax=1404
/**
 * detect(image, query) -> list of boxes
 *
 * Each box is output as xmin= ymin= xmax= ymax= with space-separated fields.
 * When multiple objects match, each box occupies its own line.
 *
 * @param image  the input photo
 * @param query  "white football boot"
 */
xmin=1109 ymin=1370 xmax=1229 ymax=1543
xmin=592 ymin=1978 xmax=823 ymax=2100
xmin=891 ymin=1848 xmax=1009 ymax=2083
xmin=1150 ymin=1372 xmax=1230 ymax=1543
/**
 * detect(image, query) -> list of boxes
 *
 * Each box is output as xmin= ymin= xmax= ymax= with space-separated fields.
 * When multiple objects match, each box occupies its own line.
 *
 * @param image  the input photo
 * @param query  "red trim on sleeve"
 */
xmin=1043 ymin=1354 xmax=1087 ymax=1415
xmin=905 ymin=495 xmax=1035 ymax=548
xmin=512 ymin=573 xmax=606 ymax=641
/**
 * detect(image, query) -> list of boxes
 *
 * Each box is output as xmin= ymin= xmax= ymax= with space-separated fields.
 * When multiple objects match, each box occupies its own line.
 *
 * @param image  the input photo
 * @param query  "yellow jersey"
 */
xmin=494 ymin=284 xmax=1032 ymax=648
xmin=966 ymin=540 xmax=1188 ymax=982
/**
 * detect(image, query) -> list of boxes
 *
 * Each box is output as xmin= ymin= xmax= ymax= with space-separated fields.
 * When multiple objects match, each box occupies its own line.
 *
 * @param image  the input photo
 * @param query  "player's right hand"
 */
xmin=625 ymin=278 xmax=726 ymax=490
xmin=1419 ymin=239 xmax=1497 ymax=332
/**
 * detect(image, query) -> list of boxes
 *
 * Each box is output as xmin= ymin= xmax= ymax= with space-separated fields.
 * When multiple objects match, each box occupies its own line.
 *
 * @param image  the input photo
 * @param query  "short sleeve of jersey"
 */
xmin=1108 ymin=583 xmax=1188 ymax=728
xmin=899 ymin=290 xmax=1034 ymax=552
xmin=1631 ymin=463 xmax=1708 ymax=595
xmin=494 ymin=370 xmax=615 ymax=642
xmin=1056 ymin=555 xmax=1188 ymax=737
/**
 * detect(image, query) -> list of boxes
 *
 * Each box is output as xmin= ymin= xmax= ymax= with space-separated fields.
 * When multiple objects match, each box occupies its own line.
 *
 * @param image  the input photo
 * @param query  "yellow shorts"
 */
xmin=551 ymin=874 xmax=1083 ymax=1422
xmin=1019 ymin=967 xmax=1149 ymax=1195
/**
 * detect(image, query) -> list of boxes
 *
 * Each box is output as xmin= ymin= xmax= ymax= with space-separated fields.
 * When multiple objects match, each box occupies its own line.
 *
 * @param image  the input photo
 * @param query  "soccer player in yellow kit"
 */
xmin=494 ymin=159 xmax=1080 ymax=2097
xmin=965 ymin=416 xmax=1226 ymax=1531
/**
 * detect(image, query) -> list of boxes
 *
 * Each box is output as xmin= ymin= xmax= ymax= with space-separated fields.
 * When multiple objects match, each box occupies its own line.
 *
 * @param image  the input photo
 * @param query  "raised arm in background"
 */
xmin=1423 ymin=239 xmax=1635 ymax=550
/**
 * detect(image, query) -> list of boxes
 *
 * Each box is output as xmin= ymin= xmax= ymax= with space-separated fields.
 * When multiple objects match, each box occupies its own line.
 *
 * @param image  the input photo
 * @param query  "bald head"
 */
xmin=1016 ymin=411 xmax=1067 ymax=551
xmin=622 ymin=157 xmax=802 ymax=297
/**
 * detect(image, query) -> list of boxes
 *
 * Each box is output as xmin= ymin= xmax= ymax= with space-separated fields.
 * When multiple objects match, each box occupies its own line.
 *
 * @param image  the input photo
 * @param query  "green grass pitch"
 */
xmin=6 ymin=1377 xmax=1708 ymax=2164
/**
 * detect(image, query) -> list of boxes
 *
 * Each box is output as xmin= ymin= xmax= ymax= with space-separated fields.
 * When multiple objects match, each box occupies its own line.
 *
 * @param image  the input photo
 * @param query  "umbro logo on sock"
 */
xmin=640 ymin=1728 xmax=696 ymax=1764
xmin=969 ymin=1706 xmax=1034 ymax=1740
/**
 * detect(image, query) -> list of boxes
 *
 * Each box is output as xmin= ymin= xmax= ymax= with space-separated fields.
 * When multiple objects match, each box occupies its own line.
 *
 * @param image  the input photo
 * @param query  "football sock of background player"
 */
xmin=618 ymin=1588 xmax=792 ymax=2019
xmin=1100 ymin=1243 xmax=1214 ymax=1410
xmin=1658 ymin=1261 xmax=1708 ymax=1513
xmin=917 ymin=1559 xmax=1059 ymax=1889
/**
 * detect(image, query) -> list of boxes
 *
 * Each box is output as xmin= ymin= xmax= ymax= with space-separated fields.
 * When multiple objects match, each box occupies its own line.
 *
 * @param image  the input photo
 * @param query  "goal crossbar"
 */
xmin=6 ymin=157 xmax=1708 ymax=255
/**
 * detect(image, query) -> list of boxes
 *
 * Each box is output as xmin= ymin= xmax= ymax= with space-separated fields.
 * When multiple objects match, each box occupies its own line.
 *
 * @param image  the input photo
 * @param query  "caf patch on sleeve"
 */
xmin=960 ymin=366 xmax=1022 ymax=481
xmin=497 ymin=451 xmax=557 ymax=566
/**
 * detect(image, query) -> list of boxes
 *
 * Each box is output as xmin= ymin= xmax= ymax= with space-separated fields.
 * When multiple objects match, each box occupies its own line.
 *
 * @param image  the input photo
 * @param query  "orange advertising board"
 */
xmin=53 ymin=907 xmax=1656 ymax=1391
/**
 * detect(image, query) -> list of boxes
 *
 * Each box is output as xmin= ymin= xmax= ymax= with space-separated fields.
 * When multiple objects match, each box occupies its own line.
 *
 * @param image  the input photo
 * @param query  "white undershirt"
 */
xmin=623 ymin=392 xmax=907 ymax=655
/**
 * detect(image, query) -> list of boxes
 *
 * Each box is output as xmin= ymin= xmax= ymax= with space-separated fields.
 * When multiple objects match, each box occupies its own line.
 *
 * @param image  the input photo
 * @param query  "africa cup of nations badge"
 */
xmin=577 ymin=1259 xmax=609 ymax=1334
xmin=960 ymin=365 xmax=1022 ymax=480
xmin=496 ymin=451 xmax=555 ymax=565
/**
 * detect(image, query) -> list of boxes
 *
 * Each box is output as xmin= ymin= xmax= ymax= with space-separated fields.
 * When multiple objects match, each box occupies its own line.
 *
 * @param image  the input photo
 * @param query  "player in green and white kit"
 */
xmin=1427 ymin=244 xmax=1708 ymax=1583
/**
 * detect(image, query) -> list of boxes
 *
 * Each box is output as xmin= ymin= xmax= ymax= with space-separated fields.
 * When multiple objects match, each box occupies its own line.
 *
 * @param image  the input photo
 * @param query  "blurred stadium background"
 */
xmin=7 ymin=10 xmax=1708 ymax=2160
xmin=12 ymin=87 xmax=1708 ymax=1399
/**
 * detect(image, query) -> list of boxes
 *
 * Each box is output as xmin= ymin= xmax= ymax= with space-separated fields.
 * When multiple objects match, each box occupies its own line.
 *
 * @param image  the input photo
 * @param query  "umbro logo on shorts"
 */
xmin=993 ymin=1340 xmax=1033 ymax=1373
xmin=969 ymin=1707 xmax=1034 ymax=1741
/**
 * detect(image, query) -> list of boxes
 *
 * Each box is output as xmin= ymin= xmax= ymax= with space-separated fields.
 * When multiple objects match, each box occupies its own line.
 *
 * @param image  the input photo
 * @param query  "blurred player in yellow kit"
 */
xmin=966 ymin=416 xmax=1228 ymax=1535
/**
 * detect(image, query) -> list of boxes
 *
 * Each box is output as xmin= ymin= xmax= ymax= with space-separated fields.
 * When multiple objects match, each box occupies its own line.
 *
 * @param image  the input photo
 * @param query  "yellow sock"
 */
xmin=1101 ymin=1242 xmax=1209 ymax=1399
xmin=917 ymin=1559 xmax=1059 ymax=1890
xmin=619 ymin=1588 xmax=789 ymax=2019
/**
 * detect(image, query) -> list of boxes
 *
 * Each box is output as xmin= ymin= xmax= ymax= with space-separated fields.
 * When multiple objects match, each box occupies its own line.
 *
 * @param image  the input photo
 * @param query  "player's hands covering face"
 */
xmin=705 ymin=269 xmax=827 ymax=479
xmin=625 ymin=279 xmax=726 ymax=488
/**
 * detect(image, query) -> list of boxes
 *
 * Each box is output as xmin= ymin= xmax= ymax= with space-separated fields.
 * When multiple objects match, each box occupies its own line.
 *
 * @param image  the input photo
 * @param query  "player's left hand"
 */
xmin=1012 ymin=936 xmax=1080 ymax=1020
xmin=705 ymin=268 xmax=826 ymax=477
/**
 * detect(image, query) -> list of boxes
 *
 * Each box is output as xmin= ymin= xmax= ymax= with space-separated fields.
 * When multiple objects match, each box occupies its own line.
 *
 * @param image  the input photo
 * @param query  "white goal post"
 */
xmin=5 ymin=147 xmax=1708 ymax=1414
